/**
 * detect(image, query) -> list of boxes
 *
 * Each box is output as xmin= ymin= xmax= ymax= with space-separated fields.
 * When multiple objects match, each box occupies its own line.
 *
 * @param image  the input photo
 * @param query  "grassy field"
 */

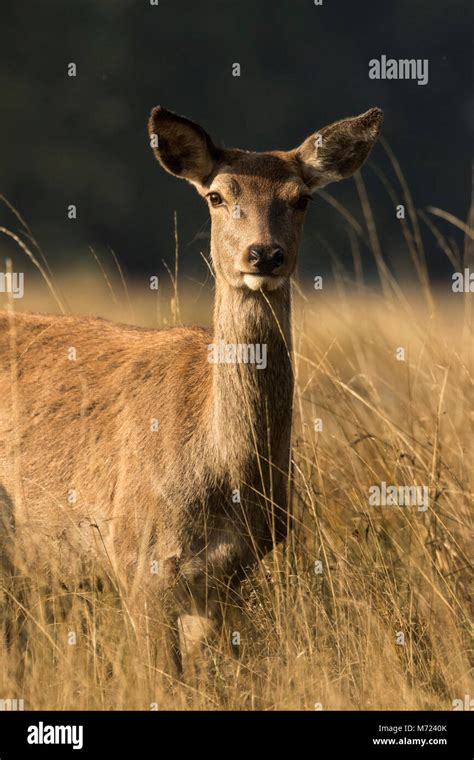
xmin=0 ymin=197 xmax=472 ymax=710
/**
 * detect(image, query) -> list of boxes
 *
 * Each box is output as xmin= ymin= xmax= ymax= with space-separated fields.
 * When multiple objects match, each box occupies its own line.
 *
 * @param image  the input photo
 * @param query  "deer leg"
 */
xmin=177 ymin=582 xmax=224 ymax=671
xmin=178 ymin=610 xmax=217 ymax=658
xmin=133 ymin=552 xmax=184 ymax=686
xmin=178 ymin=580 xmax=246 ymax=671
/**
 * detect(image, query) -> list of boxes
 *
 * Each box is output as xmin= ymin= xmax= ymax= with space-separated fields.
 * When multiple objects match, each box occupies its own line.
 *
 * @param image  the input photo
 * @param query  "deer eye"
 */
xmin=295 ymin=194 xmax=311 ymax=211
xmin=207 ymin=192 xmax=224 ymax=207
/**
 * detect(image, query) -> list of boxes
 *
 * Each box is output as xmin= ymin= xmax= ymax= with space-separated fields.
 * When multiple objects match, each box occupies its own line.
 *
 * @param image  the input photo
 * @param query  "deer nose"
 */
xmin=247 ymin=245 xmax=285 ymax=274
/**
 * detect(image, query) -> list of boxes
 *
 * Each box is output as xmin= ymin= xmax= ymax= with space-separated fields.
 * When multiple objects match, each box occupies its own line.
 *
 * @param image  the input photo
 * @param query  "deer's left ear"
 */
xmin=293 ymin=107 xmax=383 ymax=190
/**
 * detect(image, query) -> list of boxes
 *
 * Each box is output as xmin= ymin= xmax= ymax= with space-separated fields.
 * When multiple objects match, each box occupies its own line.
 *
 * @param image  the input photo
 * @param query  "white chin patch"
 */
xmin=242 ymin=274 xmax=285 ymax=292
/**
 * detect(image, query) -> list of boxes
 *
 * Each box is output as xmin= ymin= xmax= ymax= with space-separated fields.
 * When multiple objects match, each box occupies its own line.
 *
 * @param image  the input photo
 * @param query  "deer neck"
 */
xmin=209 ymin=276 xmax=294 ymax=474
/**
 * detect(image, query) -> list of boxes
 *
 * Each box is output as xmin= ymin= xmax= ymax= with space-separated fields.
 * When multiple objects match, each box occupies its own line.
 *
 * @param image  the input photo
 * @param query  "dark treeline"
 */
xmin=0 ymin=0 xmax=471 ymax=285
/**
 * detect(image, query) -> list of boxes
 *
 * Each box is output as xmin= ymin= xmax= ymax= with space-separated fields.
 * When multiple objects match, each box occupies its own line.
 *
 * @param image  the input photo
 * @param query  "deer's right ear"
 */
xmin=148 ymin=106 xmax=220 ymax=186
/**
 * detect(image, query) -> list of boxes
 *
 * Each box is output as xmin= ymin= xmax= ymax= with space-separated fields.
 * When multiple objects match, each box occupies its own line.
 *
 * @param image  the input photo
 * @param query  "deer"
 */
xmin=0 ymin=105 xmax=383 ymax=675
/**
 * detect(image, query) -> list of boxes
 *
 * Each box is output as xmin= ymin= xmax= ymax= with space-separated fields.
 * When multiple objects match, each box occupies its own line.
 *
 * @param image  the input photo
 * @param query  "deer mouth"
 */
xmin=240 ymin=273 xmax=286 ymax=292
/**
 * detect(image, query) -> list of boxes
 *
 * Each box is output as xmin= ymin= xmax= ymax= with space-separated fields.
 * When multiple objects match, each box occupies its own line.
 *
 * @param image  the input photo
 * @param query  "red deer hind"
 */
xmin=0 ymin=105 xmax=382 ymax=673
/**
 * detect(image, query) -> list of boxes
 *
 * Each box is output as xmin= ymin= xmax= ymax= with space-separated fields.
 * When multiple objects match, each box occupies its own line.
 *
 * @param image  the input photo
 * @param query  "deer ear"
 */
xmin=294 ymin=107 xmax=383 ymax=190
xmin=148 ymin=106 xmax=221 ymax=185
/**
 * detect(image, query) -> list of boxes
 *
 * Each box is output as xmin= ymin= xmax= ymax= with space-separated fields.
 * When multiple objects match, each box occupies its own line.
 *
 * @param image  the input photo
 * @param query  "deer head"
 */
xmin=148 ymin=106 xmax=383 ymax=292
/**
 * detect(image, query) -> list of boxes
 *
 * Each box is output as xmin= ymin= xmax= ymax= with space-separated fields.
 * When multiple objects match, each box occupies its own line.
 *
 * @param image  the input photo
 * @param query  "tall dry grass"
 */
xmin=0 ymin=169 xmax=472 ymax=710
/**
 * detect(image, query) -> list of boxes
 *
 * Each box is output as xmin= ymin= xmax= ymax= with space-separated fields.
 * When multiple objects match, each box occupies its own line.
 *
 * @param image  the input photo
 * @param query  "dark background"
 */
xmin=0 ymin=0 xmax=471 ymax=287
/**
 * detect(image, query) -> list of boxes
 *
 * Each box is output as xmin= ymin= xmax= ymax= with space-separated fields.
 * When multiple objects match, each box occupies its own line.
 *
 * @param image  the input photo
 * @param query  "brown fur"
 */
xmin=0 ymin=105 xmax=382 ymax=672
